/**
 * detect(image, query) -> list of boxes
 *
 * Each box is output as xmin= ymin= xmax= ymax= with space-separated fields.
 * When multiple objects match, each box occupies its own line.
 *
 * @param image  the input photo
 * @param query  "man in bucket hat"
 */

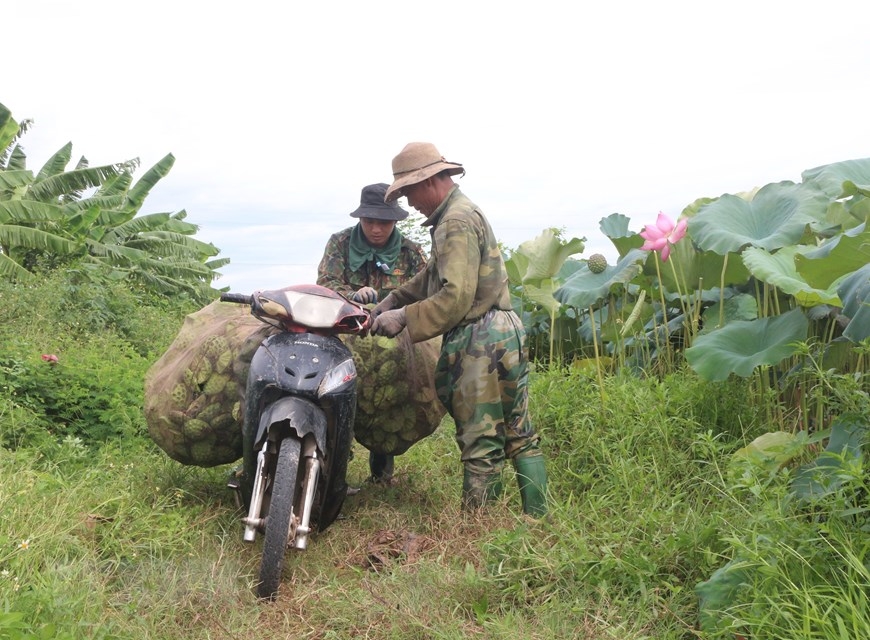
xmin=369 ymin=143 xmax=549 ymax=517
xmin=317 ymin=182 xmax=428 ymax=482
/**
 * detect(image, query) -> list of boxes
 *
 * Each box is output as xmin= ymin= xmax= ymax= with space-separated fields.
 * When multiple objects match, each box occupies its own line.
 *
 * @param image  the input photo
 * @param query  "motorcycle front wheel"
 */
xmin=257 ymin=436 xmax=302 ymax=600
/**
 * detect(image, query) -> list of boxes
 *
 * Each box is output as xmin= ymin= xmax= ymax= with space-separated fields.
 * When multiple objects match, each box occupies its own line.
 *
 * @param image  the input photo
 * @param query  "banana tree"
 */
xmin=1 ymin=106 xmax=80 ymax=280
xmin=1 ymin=103 xmax=226 ymax=299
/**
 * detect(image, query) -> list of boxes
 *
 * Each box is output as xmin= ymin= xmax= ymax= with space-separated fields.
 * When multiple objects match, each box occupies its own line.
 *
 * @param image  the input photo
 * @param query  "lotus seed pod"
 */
xmin=382 ymin=434 xmax=398 ymax=452
xmin=377 ymin=359 xmax=398 ymax=383
xmin=212 ymin=413 xmax=236 ymax=430
xmin=168 ymin=410 xmax=187 ymax=427
xmin=191 ymin=357 xmax=212 ymax=386
xmin=170 ymin=383 xmax=189 ymax=405
xmin=183 ymin=418 xmax=211 ymax=440
xmin=187 ymin=394 xmax=208 ymax=417
xmin=196 ymin=402 xmax=222 ymax=422
xmin=211 ymin=445 xmax=240 ymax=464
xmin=175 ymin=333 xmax=193 ymax=350
xmin=190 ymin=440 xmax=221 ymax=464
xmin=402 ymin=407 xmax=416 ymax=428
xmin=183 ymin=369 xmax=196 ymax=388
xmin=374 ymin=336 xmax=395 ymax=350
xmin=380 ymin=417 xmax=403 ymax=434
xmin=214 ymin=349 xmax=233 ymax=374
xmin=224 ymin=379 xmax=245 ymax=402
xmin=203 ymin=373 xmax=229 ymax=396
xmin=587 ymin=253 xmax=608 ymax=274
xmin=203 ymin=334 xmax=229 ymax=357
xmin=375 ymin=386 xmax=398 ymax=406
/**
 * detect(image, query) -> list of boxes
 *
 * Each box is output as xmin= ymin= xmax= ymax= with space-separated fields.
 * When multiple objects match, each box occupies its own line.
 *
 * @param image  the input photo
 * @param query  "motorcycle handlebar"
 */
xmin=220 ymin=293 xmax=253 ymax=305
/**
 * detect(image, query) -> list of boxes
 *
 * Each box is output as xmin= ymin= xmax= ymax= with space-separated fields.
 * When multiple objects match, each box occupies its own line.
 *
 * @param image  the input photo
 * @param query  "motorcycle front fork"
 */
xmin=239 ymin=436 xmax=321 ymax=549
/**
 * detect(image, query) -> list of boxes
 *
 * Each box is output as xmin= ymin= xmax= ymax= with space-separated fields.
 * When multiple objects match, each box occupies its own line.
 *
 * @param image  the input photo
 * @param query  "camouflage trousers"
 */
xmin=435 ymin=309 xmax=541 ymax=476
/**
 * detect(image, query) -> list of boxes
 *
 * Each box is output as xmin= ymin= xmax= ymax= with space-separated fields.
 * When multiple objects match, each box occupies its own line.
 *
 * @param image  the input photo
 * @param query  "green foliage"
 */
xmin=0 ymin=441 xmax=250 ymax=640
xmin=696 ymin=412 xmax=869 ymax=638
xmin=0 ymin=310 xmax=867 ymax=637
xmin=0 ymin=128 xmax=866 ymax=638
xmin=838 ymin=263 xmax=870 ymax=342
xmin=506 ymin=158 xmax=870 ymax=391
xmin=1 ymin=102 xmax=226 ymax=301
xmin=0 ymin=337 xmax=146 ymax=445
xmin=397 ymin=216 xmax=431 ymax=255
xmin=0 ymin=271 xmax=197 ymax=449
xmin=690 ymin=181 xmax=830 ymax=254
xmin=684 ymin=309 xmax=809 ymax=381
xmin=504 ymin=228 xmax=585 ymax=365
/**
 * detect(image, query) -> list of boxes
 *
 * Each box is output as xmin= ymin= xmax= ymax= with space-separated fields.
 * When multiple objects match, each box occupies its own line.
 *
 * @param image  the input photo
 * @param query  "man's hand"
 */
xmin=351 ymin=286 xmax=378 ymax=304
xmin=371 ymin=292 xmax=398 ymax=320
xmin=370 ymin=308 xmax=406 ymax=338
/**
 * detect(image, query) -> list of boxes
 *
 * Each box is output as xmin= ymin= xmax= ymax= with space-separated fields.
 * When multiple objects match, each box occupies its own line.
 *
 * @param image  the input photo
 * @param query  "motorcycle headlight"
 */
xmin=317 ymin=358 xmax=357 ymax=397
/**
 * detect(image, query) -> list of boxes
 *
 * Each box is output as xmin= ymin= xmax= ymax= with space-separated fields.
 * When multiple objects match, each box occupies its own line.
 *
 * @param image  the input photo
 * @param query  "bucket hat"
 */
xmin=349 ymin=183 xmax=409 ymax=220
xmin=384 ymin=142 xmax=465 ymax=202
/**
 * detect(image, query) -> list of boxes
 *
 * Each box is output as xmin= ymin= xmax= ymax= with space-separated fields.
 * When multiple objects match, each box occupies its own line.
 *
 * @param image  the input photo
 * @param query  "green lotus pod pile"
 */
xmin=341 ymin=332 xmax=445 ymax=455
xmin=144 ymin=301 xmax=277 ymax=467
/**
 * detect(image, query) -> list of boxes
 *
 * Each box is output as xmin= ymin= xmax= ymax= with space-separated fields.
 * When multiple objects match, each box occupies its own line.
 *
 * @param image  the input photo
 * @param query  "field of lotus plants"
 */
xmin=508 ymin=156 xmax=869 ymax=401
xmin=504 ymin=156 xmax=869 ymax=635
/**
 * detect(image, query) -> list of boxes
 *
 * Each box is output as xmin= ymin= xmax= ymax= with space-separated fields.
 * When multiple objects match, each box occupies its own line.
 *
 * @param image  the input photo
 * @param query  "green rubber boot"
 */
xmin=513 ymin=455 xmax=548 ymax=517
xmin=461 ymin=468 xmax=503 ymax=511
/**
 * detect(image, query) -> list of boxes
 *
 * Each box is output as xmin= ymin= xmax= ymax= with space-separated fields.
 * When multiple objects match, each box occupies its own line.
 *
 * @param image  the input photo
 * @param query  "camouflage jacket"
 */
xmin=316 ymin=226 xmax=428 ymax=301
xmin=390 ymin=186 xmax=512 ymax=343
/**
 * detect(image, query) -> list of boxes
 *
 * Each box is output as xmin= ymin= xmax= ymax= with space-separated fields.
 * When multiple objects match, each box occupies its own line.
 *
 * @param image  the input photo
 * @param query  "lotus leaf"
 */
xmin=837 ymin=263 xmax=870 ymax=342
xmin=554 ymin=248 xmax=646 ymax=309
xmin=742 ymin=245 xmax=842 ymax=307
xmin=689 ymin=181 xmax=829 ymax=255
xmin=684 ymin=308 xmax=808 ymax=381
xmin=795 ymin=221 xmax=870 ymax=289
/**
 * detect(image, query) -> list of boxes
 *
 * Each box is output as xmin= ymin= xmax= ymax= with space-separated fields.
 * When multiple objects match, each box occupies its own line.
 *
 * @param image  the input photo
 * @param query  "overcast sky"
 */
xmin=7 ymin=0 xmax=870 ymax=294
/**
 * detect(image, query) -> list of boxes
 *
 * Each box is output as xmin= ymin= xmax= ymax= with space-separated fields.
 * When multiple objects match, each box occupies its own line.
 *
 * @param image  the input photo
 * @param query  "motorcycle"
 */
xmin=220 ymin=284 xmax=369 ymax=600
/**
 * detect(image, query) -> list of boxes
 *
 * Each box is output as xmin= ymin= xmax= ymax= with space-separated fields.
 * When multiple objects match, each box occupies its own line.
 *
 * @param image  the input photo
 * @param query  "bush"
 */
xmin=0 ymin=272 xmax=198 ymax=448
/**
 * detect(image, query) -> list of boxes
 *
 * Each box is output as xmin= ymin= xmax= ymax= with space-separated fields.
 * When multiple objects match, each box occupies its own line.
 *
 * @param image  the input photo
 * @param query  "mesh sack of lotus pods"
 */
xmin=341 ymin=331 xmax=445 ymax=455
xmin=144 ymin=300 xmax=278 ymax=467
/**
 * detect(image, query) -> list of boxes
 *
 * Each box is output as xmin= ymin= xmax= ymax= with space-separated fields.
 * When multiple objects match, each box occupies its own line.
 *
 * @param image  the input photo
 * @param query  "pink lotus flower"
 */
xmin=640 ymin=212 xmax=688 ymax=262
xmin=41 ymin=354 xmax=59 ymax=364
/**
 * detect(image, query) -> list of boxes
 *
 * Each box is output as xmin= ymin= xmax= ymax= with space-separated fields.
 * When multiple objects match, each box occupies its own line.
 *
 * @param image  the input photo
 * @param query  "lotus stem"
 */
xmin=719 ymin=253 xmax=728 ymax=329
xmin=652 ymin=257 xmax=672 ymax=365
xmin=588 ymin=305 xmax=606 ymax=410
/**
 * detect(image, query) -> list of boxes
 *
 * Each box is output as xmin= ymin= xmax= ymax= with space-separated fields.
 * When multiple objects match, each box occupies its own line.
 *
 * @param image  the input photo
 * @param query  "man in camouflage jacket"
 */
xmin=369 ymin=143 xmax=548 ymax=517
xmin=317 ymin=183 xmax=428 ymax=482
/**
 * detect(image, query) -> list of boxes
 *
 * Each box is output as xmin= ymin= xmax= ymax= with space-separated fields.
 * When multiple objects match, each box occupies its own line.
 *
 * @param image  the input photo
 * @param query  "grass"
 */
xmin=0 ymin=372 xmax=743 ymax=639
xmin=1 ymin=275 xmax=867 ymax=639
xmin=0 ymin=427 xmax=564 ymax=639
